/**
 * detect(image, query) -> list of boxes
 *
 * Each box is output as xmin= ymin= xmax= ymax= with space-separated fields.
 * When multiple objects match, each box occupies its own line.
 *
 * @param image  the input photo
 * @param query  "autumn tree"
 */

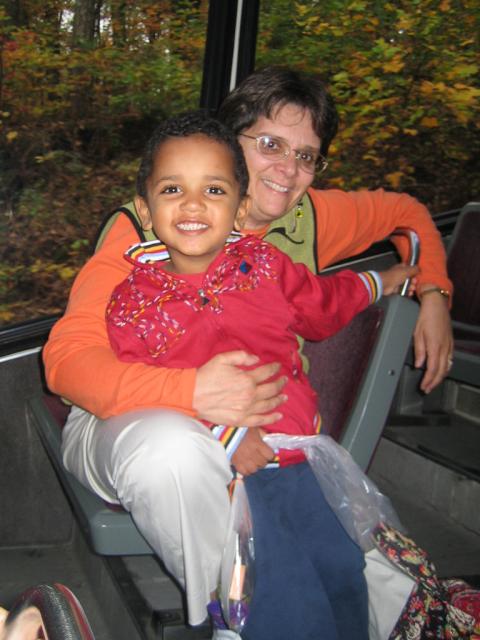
xmin=0 ymin=0 xmax=207 ymax=323
xmin=0 ymin=0 xmax=478 ymax=324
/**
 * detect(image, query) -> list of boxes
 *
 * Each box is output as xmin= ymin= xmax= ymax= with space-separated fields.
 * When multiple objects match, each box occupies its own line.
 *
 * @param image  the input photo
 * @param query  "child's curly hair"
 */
xmin=136 ymin=111 xmax=249 ymax=199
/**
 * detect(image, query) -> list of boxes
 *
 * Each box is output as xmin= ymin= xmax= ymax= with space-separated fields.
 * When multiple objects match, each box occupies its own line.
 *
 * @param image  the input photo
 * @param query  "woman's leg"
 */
xmin=62 ymin=406 xmax=233 ymax=625
xmin=242 ymin=463 xmax=368 ymax=640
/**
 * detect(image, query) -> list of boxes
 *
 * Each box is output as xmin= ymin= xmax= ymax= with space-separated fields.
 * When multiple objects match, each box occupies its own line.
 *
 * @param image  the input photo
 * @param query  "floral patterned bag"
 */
xmin=371 ymin=523 xmax=479 ymax=640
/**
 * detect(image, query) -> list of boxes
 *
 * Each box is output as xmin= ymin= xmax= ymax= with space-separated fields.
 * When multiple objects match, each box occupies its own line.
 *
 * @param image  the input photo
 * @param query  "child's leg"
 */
xmin=288 ymin=463 xmax=369 ymax=639
xmin=242 ymin=463 xmax=368 ymax=640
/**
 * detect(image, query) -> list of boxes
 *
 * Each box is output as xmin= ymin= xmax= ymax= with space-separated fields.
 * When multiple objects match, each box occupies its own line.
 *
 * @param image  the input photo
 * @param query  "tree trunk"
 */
xmin=110 ymin=0 xmax=127 ymax=46
xmin=2 ymin=0 xmax=29 ymax=27
xmin=71 ymin=0 xmax=101 ymax=47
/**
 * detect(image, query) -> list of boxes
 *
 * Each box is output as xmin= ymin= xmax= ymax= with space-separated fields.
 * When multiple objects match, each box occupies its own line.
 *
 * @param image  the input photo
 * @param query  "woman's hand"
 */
xmin=231 ymin=428 xmax=275 ymax=476
xmin=414 ymin=291 xmax=454 ymax=393
xmin=193 ymin=351 xmax=287 ymax=426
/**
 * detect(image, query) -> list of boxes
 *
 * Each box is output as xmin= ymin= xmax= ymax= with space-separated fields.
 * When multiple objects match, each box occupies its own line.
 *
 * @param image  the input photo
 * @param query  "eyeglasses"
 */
xmin=239 ymin=133 xmax=328 ymax=174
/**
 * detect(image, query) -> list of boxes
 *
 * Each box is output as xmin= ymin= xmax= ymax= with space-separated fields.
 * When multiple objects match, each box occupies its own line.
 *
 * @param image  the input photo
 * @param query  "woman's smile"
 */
xmin=261 ymin=178 xmax=291 ymax=193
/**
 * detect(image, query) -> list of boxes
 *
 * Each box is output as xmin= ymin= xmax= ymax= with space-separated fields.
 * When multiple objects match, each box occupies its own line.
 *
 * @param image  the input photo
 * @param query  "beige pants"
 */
xmin=62 ymin=406 xmax=233 ymax=625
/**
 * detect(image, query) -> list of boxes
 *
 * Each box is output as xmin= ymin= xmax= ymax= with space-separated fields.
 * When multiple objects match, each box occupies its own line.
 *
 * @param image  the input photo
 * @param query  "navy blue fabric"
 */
xmin=242 ymin=463 xmax=368 ymax=640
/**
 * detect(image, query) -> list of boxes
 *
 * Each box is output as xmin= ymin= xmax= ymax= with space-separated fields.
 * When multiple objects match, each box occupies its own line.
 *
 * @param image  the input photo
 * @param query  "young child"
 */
xmin=105 ymin=112 xmax=417 ymax=639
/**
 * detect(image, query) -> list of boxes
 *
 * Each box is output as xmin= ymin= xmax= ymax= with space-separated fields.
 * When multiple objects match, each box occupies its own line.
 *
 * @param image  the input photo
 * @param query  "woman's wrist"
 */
xmin=418 ymin=286 xmax=450 ymax=303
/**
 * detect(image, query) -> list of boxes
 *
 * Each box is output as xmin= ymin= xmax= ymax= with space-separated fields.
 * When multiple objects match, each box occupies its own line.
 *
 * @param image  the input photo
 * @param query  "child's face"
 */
xmin=136 ymin=134 xmax=248 ymax=274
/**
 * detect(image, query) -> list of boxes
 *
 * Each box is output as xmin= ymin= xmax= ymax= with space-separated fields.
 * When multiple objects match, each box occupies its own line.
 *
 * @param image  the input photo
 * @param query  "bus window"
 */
xmin=0 ymin=1 xmax=208 ymax=328
xmin=256 ymin=1 xmax=479 ymax=215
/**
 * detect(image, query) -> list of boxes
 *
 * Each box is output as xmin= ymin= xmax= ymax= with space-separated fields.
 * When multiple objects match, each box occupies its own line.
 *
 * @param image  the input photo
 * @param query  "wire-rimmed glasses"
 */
xmin=239 ymin=133 xmax=328 ymax=174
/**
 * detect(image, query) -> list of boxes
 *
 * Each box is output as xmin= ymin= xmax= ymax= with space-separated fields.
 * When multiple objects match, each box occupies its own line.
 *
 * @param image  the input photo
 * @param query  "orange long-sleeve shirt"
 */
xmin=43 ymin=188 xmax=452 ymax=418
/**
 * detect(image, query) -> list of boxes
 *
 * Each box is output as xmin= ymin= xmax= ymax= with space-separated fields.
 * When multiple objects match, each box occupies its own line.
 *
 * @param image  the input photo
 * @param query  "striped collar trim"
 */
xmin=125 ymin=231 xmax=244 ymax=265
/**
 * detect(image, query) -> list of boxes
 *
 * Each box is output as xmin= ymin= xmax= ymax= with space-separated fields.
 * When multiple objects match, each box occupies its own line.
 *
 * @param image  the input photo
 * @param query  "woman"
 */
xmin=43 ymin=67 xmax=453 ymax=639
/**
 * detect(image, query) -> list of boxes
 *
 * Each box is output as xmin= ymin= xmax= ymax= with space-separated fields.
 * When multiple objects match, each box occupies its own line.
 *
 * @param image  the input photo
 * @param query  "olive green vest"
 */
xmin=262 ymin=193 xmax=318 ymax=274
xmin=262 ymin=194 xmax=318 ymax=370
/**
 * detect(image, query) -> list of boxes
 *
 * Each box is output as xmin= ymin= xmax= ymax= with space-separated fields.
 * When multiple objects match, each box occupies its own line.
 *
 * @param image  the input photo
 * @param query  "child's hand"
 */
xmin=379 ymin=264 xmax=419 ymax=296
xmin=231 ymin=428 xmax=275 ymax=475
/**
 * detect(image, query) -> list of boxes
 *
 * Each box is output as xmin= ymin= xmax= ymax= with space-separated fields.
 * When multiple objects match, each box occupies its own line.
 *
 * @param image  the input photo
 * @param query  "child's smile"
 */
xmin=176 ymin=221 xmax=210 ymax=232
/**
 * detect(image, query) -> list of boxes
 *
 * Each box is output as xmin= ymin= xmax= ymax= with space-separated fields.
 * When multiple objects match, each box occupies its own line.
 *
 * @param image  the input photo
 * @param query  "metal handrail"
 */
xmin=1 ymin=583 xmax=95 ymax=640
xmin=391 ymin=227 xmax=420 ymax=297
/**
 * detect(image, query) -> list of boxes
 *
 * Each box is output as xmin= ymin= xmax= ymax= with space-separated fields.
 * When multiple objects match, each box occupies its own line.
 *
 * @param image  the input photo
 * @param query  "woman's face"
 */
xmin=239 ymin=103 xmax=321 ymax=230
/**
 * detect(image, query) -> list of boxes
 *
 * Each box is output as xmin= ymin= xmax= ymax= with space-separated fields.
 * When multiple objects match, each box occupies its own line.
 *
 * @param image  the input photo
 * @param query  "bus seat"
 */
xmin=446 ymin=202 xmax=480 ymax=386
xmin=304 ymin=294 xmax=419 ymax=471
xmin=26 ymin=395 xmax=153 ymax=555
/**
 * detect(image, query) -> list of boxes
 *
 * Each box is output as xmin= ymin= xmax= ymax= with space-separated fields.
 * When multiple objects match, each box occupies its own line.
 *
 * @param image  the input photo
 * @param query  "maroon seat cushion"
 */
xmin=304 ymin=305 xmax=383 ymax=442
xmin=43 ymin=393 xmax=71 ymax=428
xmin=448 ymin=208 xmax=480 ymax=326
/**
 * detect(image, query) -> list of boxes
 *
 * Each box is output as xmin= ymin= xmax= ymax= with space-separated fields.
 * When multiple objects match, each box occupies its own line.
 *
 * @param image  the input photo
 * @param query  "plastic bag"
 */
xmin=263 ymin=433 xmax=403 ymax=552
xmin=220 ymin=476 xmax=255 ymax=633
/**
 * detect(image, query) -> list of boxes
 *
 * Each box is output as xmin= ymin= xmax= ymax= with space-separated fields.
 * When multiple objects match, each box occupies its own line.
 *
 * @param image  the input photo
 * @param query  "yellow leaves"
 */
xmin=362 ymin=153 xmax=383 ymax=167
xmin=454 ymin=64 xmax=478 ymax=78
xmin=420 ymin=81 xmax=446 ymax=95
xmin=325 ymin=176 xmax=346 ymax=189
xmin=368 ymin=77 xmax=383 ymax=92
xmin=6 ymin=131 xmax=18 ymax=142
xmin=439 ymin=0 xmax=451 ymax=10
xmin=420 ymin=116 xmax=439 ymax=128
xmin=385 ymin=172 xmax=404 ymax=189
xmin=35 ymin=151 xmax=63 ymax=164
xmin=419 ymin=80 xmax=479 ymax=125
xmin=371 ymin=38 xmax=407 ymax=74
xmin=382 ymin=57 xmax=405 ymax=73
xmin=446 ymin=84 xmax=480 ymax=124
xmin=347 ymin=1 xmax=367 ymax=11
xmin=452 ymin=84 xmax=480 ymax=105
xmin=0 ymin=308 xmax=15 ymax=323
xmin=445 ymin=63 xmax=478 ymax=84
xmin=29 ymin=261 xmax=76 ymax=282
xmin=396 ymin=15 xmax=414 ymax=33
xmin=59 ymin=267 xmax=76 ymax=281
xmin=332 ymin=71 xmax=349 ymax=83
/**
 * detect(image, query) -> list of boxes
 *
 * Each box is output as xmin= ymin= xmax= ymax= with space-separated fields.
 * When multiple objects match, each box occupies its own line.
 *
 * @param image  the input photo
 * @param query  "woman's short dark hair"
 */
xmin=218 ymin=67 xmax=338 ymax=157
xmin=137 ymin=111 xmax=249 ymax=199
